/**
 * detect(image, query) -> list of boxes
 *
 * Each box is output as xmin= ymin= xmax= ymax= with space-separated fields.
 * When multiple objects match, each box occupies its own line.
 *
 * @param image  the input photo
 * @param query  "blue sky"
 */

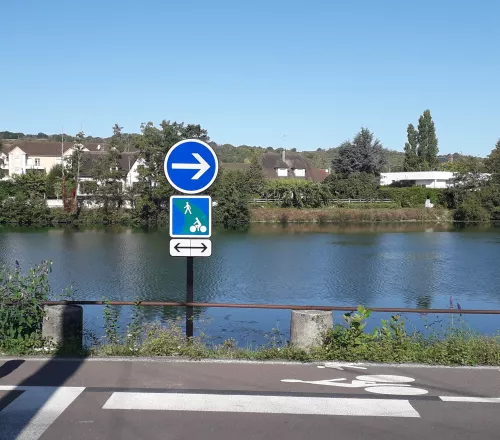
xmin=1 ymin=0 xmax=499 ymax=156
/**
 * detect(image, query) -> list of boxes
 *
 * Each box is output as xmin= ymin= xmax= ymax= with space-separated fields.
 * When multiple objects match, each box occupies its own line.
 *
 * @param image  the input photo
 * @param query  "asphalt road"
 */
xmin=0 ymin=358 xmax=499 ymax=440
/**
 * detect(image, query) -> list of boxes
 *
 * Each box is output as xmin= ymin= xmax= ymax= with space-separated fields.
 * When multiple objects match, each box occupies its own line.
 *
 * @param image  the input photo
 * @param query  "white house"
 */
xmin=77 ymin=152 xmax=141 ymax=195
xmin=259 ymin=150 xmax=328 ymax=181
xmin=380 ymin=171 xmax=456 ymax=188
xmin=0 ymin=141 xmax=107 ymax=177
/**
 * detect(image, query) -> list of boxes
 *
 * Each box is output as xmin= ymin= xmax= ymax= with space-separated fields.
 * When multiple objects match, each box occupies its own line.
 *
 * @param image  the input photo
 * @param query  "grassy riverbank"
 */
xmin=2 ymin=306 xmax=499 ymax=366
xmin=3 ymin=322 xmax=500 ymax=366
xmin=250 ymin=206 xmax=453 ymax=223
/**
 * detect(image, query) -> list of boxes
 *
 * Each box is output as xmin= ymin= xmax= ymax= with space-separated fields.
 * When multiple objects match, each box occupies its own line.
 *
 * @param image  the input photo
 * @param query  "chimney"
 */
xmin=281 ymin=149 xmax=286 ymax=162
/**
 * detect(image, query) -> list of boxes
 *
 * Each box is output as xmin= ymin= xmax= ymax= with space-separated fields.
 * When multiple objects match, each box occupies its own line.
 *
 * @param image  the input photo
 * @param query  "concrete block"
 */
xmin=42 ymin=305 xmax=83 ymax=350
xmin=290 ymin=310 xmax=333 ymax=350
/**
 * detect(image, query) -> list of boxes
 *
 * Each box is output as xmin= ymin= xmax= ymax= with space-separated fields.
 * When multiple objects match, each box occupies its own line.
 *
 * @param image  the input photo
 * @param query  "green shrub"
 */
xmin=0 ymin=195 xmax=52 ymax=225
xmin=0 ymin=261 xmax=52 ymax=348
xmin=50 ymin=208 xmax=75 ymax=224
xmin=492 ymin=207 xmax=500 ymax=222
xmin=76 ymin=208 xmax=134 ymax=226
xmin=212 ymin=170 xmax=251 ymax=229
xmin=454 ymin=198 xmax=491 ymax=222
xmin=0 ymin=181 xmax=15 ymax=201
xmin=323 ymin=173 xmax=379 ymax=200
xmin=379 ymin=187 xmax=445 ymax=207
xmin=321 ymin=306 xmax=500 ymax=365
xmin=263 ymin=179 xmax=330 ymax=208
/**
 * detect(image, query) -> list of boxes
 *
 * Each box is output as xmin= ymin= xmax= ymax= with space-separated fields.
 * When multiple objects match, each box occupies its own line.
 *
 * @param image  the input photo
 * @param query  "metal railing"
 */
xmin=40 ymin=300 xmax=500 ymax=315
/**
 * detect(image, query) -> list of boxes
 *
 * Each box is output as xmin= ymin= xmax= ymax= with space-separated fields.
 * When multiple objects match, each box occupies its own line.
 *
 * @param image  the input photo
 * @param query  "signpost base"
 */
xmin=186 ymin=257 xmax=194 ymax=338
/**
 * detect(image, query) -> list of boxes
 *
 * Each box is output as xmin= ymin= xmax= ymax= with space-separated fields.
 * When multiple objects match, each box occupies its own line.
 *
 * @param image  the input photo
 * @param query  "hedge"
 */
xmin=378 ymin=187 xmax=445 ymax=208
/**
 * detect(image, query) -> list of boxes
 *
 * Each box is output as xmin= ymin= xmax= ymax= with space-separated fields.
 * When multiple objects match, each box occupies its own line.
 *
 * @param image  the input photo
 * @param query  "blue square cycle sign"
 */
xmin=170 ymin=196 xmax=212 ymax=238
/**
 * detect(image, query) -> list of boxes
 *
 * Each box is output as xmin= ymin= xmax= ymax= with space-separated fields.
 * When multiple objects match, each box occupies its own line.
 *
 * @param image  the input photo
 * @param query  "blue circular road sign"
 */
xmin=164 ymin=139 xmax=219 ymax=194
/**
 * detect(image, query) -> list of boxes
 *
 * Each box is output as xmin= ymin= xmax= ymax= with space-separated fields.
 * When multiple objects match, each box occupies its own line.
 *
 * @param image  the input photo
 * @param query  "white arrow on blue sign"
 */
xmin=164 ymin=139 xmax=219 ymax=194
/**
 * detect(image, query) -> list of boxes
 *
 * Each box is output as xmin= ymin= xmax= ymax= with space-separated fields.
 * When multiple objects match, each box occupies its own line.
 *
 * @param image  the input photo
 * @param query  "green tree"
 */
xmin=416 ymin=110 xmax=439 ymax=170
xmin=91 ymin=124 xmax=126 ymax=213
xmin=212 ymin=169 xmax=250 ymax=229
xmin=485 ymin=139 xmax=500 ymax=182
xmin=0 ymin=139 xmax=4 ymax=179
xmin=46 ymin=164 xmax=63 ymax=198
xmin=246 ymin=155 xmax=266 ymax=196
xmin=332 ymin=128 xmax=386 ymax=176
xmin=403 ymin=124 xmax=419 ymax=171
xmin=12 ymin=173 xmax=47 ymax=198
xmin=443 ymin=156 xmax=488 ymax=209
xmin=134 ymin=121 xmax=210 ymax=224
xmin=67 ymin=132 xmax=87 ymax=213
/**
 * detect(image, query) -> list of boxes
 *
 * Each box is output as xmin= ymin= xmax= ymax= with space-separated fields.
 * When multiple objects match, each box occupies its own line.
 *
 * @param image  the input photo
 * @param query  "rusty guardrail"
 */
xmin=38 ymin=300 xmax=500 ymax=315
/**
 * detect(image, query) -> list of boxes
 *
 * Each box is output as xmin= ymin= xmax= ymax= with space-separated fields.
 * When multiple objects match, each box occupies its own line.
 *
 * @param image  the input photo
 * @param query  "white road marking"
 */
xmin=365 ymin=386 xmax=428 ymax=396
xmin=282 ymin=374 xmax=428 ymax=396
xmin=103 ymin=392 xmax=420 ymax=417
xmin=0 ymin=386 xmax=84 ymax=440
xmin=282 ymin=378 xmax=411 ymax=389
xmin=320 ymin=363 xmax=367 ymax=371
xmin=439 ymin=396 xmax=500 ymax=403
xmin=356 ymin=375 xmax=415 ymax=383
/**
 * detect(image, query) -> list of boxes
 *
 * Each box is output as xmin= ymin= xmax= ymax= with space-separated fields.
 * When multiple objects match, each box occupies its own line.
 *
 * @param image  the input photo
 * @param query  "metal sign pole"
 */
xmin=186 ymin=256 xmax=194 ymax=338
xmin=164 ymin=139 xmax=218 ymax=340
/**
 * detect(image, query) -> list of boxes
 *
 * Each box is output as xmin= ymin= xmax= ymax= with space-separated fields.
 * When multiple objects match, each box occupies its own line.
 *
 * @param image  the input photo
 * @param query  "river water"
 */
xmin=1 ymin=223 xmax=499 ymax=345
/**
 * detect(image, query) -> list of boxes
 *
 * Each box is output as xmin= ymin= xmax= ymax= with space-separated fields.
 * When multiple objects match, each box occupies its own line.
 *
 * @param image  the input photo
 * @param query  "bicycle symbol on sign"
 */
xmin=189 ymin=217 xmax=207 ymax=233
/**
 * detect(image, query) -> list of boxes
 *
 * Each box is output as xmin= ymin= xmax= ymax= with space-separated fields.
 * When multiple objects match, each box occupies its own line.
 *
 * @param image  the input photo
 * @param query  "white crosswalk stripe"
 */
xmin=103 ymin=392 xmax=421 ymax=418
xmin=0 ymin=386 xmax=84 ymax=440
xmin=3 ymin=384 xmax=500 ymax=440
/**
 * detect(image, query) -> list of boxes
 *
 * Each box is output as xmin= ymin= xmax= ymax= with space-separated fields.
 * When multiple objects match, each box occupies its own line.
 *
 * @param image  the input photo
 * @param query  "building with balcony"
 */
xmin=0 ymin=141 xmax=107 ymax=177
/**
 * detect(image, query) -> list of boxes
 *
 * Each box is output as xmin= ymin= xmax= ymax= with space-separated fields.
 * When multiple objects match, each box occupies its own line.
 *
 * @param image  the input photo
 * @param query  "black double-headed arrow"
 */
xmin=174 ymin=242 xmax=208 ymax=253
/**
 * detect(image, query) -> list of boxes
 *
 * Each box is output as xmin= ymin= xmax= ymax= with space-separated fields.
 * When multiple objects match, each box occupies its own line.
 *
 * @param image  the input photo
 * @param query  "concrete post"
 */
xmin=42 ymin=305 xmax=83 ymax=350
xmin=290 ymin=310 xmax=333 ymax=350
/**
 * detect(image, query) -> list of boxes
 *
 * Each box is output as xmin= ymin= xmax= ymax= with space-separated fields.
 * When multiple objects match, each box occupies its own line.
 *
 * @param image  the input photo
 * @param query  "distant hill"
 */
xmin=0 ymin=131 xmax=106 ymax=143
xmin=1 ymin=130 xmax=471 ymax=172
xmin=212 ymin=143 xmax=406 ymax=172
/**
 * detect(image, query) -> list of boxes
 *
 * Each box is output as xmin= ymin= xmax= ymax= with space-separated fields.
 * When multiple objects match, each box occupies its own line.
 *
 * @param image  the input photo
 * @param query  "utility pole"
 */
xmin=61 ymin=127 xmax=68 ymax=211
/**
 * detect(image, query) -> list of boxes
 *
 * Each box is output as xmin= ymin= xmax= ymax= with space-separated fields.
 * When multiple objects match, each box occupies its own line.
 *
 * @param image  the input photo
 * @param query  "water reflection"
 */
xmin=1 ymin=223 xmax=500 ymax=344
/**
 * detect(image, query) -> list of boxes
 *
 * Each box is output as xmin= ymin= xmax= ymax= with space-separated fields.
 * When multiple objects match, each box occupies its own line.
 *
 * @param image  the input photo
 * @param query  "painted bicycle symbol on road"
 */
xmin=282 ymin=373 xmax=428 ymax=396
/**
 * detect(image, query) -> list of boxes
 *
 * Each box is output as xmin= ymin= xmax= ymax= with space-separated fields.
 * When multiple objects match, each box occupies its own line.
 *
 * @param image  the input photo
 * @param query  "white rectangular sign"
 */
xmin=170 ymin=239 xmax=212 ymax=257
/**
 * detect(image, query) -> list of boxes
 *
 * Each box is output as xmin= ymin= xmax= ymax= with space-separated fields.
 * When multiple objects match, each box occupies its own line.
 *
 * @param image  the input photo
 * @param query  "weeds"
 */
xmin=0 ymin=260 xmax=51 ymax=350
xmin=83 ymin=304 xmax=500 ymax=365
xmin=2 ymin=296 xmax=500 ymax=366
xmin=321 ymin=306 xmax=500 ymax=365
xmin=103 ymin=300 xmax=120 ymax=345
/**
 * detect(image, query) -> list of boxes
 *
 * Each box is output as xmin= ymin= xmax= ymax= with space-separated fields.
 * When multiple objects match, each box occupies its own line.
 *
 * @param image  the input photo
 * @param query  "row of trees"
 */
xmin=0 ymin=121 xmax=259 ymax=228
xmin=0 ymin=130 xmax=105 ymax=143
xmin=442 ymin=140 xmax=500 ymax=221
xmin=403 ymin=110 xmax=439 ymax=171
xmin=1 ymin=120 xmax=500 ymax=225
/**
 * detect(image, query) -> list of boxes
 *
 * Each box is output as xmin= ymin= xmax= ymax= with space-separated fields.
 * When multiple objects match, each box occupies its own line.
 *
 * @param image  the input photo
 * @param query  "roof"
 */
xmin=261 ymin=152 xmax=309 ymax=170
xmin=79 ymin=152 xmax=138 ymax=178
xmin=4 ymin=141 xmax=109 ymax=156
xmin=309 ymin=168 xmax=329 ymax=183
xmin=260 ymin=152 xmax=328 ymax=181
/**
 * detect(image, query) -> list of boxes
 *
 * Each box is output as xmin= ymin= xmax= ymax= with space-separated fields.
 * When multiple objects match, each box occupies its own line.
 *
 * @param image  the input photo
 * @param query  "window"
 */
xmin=294 ymin=168 xmax=305 ymax=177
xmin=34 ymin=158 xmax=41 ymax=167
xmin=277 ymin=168 xmax=288 ymax=177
